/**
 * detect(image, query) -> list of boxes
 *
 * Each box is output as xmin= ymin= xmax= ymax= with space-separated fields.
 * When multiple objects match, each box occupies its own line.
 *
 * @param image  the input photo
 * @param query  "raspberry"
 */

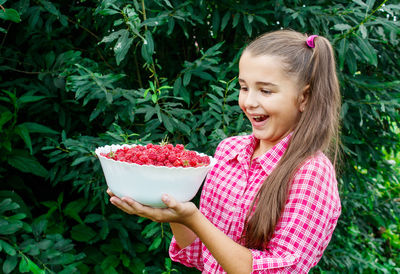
xmin=147 ymin=149 xmax=158 ymax=160
xmin=103 ymin=143 xmax=210 ymax=168
xmin=189 ymin=159 xmax=197 ymax=167
xmin=146 ymin=143 xmax=154 ymax=149
xmin=139 ymin=154 xmax=149 ymax=162
xmin=168 ymin=154 xmax=177 ymax=162
xmin=157 ymin=154 xmax=166 ymax=162
xmin=173 ymin=159 xmax=182 ymax=167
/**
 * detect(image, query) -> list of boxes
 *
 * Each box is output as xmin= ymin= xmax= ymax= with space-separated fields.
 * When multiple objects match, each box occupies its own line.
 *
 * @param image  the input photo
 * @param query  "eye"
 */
xmin=261 ymin=89 xmax=272 ymax=94
xmin=239 ymin=86 xmax=248 ymax=91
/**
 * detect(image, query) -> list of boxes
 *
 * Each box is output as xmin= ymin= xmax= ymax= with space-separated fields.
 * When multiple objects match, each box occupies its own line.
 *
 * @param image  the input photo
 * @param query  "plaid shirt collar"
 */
xmin=222 ymin=133 xmax=293 ymax=175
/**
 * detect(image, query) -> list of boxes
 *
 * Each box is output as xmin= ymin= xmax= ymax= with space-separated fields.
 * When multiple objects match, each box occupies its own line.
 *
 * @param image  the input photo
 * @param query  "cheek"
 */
xmin=238 ymin=92 xmax=245 ymax=110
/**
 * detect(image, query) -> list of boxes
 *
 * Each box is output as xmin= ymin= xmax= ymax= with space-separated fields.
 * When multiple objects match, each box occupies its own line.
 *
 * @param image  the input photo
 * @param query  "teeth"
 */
xmin=253 ymin=115 xmax=267 ymax=122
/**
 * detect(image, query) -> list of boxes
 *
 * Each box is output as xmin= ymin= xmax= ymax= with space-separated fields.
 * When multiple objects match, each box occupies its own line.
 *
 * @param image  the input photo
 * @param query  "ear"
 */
xmin=298 ymin=85 xmax=310 ymax=112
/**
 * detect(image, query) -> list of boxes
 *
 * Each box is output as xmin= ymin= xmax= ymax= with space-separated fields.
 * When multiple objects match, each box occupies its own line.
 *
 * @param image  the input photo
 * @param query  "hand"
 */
xmin=106 ymin=188 xmax=198 ymax=225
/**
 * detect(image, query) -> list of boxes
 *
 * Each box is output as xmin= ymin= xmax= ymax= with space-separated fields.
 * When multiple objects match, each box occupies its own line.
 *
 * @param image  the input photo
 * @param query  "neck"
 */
xmin=252 ymin=141 xmax=273 ymax=160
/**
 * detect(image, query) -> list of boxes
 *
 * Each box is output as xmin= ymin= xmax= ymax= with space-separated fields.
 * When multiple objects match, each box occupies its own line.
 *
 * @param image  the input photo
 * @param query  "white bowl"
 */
xmin=95 ymin=144 xmax=217 ymax=208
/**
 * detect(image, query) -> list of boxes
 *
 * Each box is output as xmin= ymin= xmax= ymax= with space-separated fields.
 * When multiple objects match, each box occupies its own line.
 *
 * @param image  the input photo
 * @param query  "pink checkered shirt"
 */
xmin=169 ymin=134 xmax=341 ymax=273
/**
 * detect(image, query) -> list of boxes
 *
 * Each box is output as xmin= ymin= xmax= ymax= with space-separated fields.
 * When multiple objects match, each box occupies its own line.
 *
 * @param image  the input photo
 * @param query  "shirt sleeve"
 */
xmin=250 ymin=156 xmax=341 ymax=273
xmin=169 ymin=236 xmax=204 ymax=270
xmin=168 ymin=139 xmax=230 ymax=270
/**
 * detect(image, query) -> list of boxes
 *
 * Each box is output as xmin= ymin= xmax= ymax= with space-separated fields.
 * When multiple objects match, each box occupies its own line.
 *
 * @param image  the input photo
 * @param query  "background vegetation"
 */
xmin=0 ymin=0 xmax=399 ymax=273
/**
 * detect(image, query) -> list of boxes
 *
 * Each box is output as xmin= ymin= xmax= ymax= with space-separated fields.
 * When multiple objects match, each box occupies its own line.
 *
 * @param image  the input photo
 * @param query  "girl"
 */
xmin=108 ymin=29 xmax=341 ymax=273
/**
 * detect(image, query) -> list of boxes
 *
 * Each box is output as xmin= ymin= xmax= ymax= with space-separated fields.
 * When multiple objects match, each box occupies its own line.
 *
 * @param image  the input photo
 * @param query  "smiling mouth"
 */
xmin=253 ymin=115 xmax=268 ymax=122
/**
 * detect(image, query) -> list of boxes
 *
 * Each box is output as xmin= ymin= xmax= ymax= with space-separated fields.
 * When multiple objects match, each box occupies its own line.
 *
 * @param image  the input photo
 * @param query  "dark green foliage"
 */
xmin=0 ymin=0 xmax=399 ymax=272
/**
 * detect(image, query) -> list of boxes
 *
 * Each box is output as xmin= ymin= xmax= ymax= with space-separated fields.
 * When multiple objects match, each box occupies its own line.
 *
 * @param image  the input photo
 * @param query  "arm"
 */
xmin=183 ymin=206 xmax=253 ymax=273
xmin=108 ymin=190 xmax=252 ymax=274
xmin=169 ymin=222 xmax=197 ymax=249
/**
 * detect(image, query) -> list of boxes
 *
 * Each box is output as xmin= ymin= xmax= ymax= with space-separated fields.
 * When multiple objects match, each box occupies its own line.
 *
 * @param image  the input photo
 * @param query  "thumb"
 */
xmin=161 ymin=194 xmax=179 ymax=210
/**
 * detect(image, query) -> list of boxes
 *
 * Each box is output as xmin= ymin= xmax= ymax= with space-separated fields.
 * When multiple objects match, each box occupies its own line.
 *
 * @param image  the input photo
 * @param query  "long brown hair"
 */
xmin=242 ymin=30 xmax=341 ymax=249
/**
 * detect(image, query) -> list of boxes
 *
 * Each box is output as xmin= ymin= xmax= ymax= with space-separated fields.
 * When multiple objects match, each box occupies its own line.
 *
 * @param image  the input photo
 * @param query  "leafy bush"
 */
xmin=1 ymin=0 xmax=399 ymax=272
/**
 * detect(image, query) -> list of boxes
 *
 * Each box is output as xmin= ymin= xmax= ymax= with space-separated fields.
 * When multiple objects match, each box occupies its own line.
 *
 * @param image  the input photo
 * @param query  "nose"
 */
xmin=243 ymin=89 xmax=259 ymax=108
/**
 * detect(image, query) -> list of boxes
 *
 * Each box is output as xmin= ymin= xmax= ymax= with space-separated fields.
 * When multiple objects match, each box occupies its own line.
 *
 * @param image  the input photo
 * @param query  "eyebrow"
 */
xmin=238 ymin=78 xmax=278 ymax=86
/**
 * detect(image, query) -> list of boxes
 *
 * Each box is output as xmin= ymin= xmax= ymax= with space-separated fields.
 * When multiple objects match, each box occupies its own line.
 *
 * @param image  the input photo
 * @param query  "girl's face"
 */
xmin=238 ymin=52 xmax=306 ymax=153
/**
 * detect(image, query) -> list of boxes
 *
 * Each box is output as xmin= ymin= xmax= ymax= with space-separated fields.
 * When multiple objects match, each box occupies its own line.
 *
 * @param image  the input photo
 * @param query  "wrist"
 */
xmin=181 ymin=207 xmax=201 ymax=229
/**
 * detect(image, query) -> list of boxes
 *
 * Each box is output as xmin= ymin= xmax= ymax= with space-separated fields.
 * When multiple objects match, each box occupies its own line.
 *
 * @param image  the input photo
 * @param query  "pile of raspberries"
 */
xmin=101 ymin=143 xmax=211 ymax=167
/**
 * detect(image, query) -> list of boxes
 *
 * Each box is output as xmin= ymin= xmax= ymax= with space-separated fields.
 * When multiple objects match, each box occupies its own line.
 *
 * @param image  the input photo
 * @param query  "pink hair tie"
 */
xmin=306 ymin=35 xmax=318 ymax=48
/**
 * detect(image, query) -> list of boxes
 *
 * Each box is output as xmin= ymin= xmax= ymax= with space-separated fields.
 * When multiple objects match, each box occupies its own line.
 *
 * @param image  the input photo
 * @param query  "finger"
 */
xmin=107 ymin=188 xmax=115 ymax=197
xmin=110 ymin=196 xmax=138 ymax=215
xmin=121 ymin=197 xmax=154 ymax=217
xmin=122 ymin=197 xmax=172 ymax=222
xmin=121 ymin=197 xmax=143 ymax=211
xmin=161 ymin=194 xmax=180 ymax=211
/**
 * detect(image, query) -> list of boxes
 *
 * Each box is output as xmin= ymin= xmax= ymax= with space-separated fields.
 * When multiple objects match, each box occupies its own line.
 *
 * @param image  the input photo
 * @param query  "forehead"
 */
xmin=238 ymin=52 xmax=289 ymax=82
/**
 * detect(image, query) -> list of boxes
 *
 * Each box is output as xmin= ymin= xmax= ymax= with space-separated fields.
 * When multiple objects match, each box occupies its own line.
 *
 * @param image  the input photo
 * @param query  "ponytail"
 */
xmin=242 ymin=30 xmax=341 ymax=249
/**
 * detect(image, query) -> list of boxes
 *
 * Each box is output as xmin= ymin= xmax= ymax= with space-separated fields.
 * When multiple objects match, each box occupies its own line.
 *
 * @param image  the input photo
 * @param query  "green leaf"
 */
xmin=20 ymin=122 xmax=58 ymax=135
xmin=0 ymin=198 xmax=20 ymax=214
xmin=3 ymin=255 xmax=18 ymax=274
xmin=18 ymin=257 xmax=29 ymax=273
xmin=145 ymin=30 xmax=154 ymax=55
xmin=47 ymin=253 xmax=76 ymax=265
xmin=26 ymin=257 xmax=44 ymax=274
xmin=17 ymin=95 xmax=46 ymax=104
xmin=359 ymin=24 xmax=367 ymax=39
xmin=232 ymin=13 xmax=240 ymax=28
xmin=353 ymin=0 xmax=368 ymax=7
xmin=65 ymin=199 xmax=87 ymax=223
xmin=333 ymin=24 xmax=352 ymax=31
xmin=8 ymin=213 xmax=26 ymax=220
xmin=220 ymin=11 xmax=230 ymax=31
xmin=160 ymin=112 xmax=174 ymax=133
xmin=151 ymin=93 xmax=157 ymax=103
xmin=0 ymin=220 xmax=23 ymax=235
xmin=183 ymin=72 xmax=191 ymax=86
xmin=45 ymin=51 xmax=55 ymax=69
xmin=7 ymin=150 xmax=48 ymax=177
xmin=15 ymin=125 xmax=32 ymax=154
xmin=84 ymin=213 xmax=103 ymax=223
xmin=346 ymin=49 xmax=357 ymax=75
xmin=338 ymin=38 xmax=348 ymax=71
xmin=173 ymin=77 xmax=182 ymax=97
xmin=0 ymin=240 xmax=16 ymax=256
xmin=99 ymin=29 xmax=127 ymax=44
xmin=40 ymin=0 xmax=60 ymax=16
xmin=175 ymin=119 xmax=191 ymax=135
xmin=0 ymin=110 xmax=13 ymax=131
xmin=98 ymin=8 xmax=120 ymax=15
xmin=101 ymin=255 xmax=119 ymax=271
xmin=131 ymin=258 xmax=145 ymax=273
xmin=0 ymin=9 xmax=21 ymax=23
xmin=355 ymin=35 xmax=377 ymax=66
xmin=141 ymin=31 xmax=154 ymax=63
xmin=243 ymin=15 xmax=252 ymax=36
xmin=70 ymin=224 xmax=96 ymax=242
xmin=0 ymin=191 xmax=31 ymax=219
xmin=212 ymin=10 xmax=220 ymax=37
xmin=148 ymin=236 xmax=162 ymax=251
xmin=37 ymin=239 xmax=53 ymax=250
xmin=167 ymin=17 xmax=175 ymax=35
xmin=71 ymin=156 xmax=90 ymax=166
xmin=162 ymin=0 xmax=173 ymax=8
xmin=114 ymin=30 xmax=133 ymax=66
